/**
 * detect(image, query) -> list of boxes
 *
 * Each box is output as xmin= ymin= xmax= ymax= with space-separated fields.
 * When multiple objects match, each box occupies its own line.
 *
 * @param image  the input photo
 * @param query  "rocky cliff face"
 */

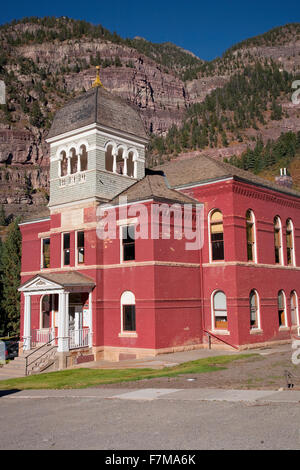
xmin=0 ymin=19 xmax=300 ymax=217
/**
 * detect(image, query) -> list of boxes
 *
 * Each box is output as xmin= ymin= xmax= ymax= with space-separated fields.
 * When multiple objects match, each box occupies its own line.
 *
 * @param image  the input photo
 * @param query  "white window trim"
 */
xmin=61 ymin=232 xmax=71 ymax=268
xmin=246 ymin=210 xmax=258 ymax=264
xmin=40 ymin=237 xmax=50 ymax=270
xmin=75 ymin=230 xmax=85 ymax=267
xmin=286 ymin=219 xmax=296 ymax=267
xmin=120 ymin=291 xmax=137 ymax=335
xmin=210 ymin=289 xmax=229 ymax=334
xmin=278 ymin=290 xmax=288 ymax=329
xmin=274 ymin=216 xmax=284 ymax=266
xmin=290 ymin=290 xmax=299 ymax=327
xmin=208 ymin=208 xmax=224 ymax=264
xmin=119 ymin=221 xmax=136 ymax=264
xmin=249 ymin=289 xmax=261 ymax=331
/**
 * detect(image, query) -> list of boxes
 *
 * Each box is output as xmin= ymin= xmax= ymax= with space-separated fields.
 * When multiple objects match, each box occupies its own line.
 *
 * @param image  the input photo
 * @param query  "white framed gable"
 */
xmin=19 ymin=275 xmax=64 ymax=294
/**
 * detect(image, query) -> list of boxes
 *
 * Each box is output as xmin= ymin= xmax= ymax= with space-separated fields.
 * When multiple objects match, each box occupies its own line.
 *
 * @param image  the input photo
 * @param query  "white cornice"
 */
xmin=46 ymin=123 xmax=148 ymax=147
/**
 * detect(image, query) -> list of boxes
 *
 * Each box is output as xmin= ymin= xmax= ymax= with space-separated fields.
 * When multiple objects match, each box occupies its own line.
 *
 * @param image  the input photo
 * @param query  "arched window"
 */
xmin=60 ymin=151 xmax=68 ymax=177
xmin=246 ymin=210 xmax=256 ymax=262
xmin=116 ymin=147 xmax=125 ymax=175
xmin=210 ymin=210 xmax=224 ymax=261
xmin=121 ymin=291 xmax=136 ymax=332
xmin=41 ymin=295 xmax=51 ymax=329
xmin=69 ymin=148 xmax=77 ymax=174
xmin=286 ymin=219 xmax=295 ymax=266
xmin=290 ymin=291 xmax=299 ymax=326
xmin=79 ymin=144 xmax=88 ymax=172
xmin=127 ymin=151 xmax=134 ymax=178
xmin=278 ymin=290 xmax=287 ymax=327
xmin=274 ymin=216 xmax=283 ymax=264
xmin=250 ymin=290 xmax=260 ymax=329
xmin=212 ymin=291 xmax=228 ymax=330
xmin=105 ymin=144 xmax=114 ymax=172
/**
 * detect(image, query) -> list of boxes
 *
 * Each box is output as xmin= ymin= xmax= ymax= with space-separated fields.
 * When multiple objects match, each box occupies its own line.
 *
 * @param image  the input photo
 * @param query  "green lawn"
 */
xmin=0 ymin=354 xmax=257 ymax=390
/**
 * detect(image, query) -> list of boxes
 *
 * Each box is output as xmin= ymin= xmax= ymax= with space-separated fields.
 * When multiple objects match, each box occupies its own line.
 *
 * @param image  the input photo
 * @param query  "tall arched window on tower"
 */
xmin=210 ymin=210 xmax=224 ymax=261
xmin=250 ymin=290 xmax=260 ymax=330
xmin=79 ymin=144 xmax=88 ymax=172
xmin=246 ymin=210 xmax=256 ymax=262
xmin=286 ymin=219 xmax=295 ymax=266
xmin=278 ymin=290 xmax=287 ymax=327
xmin=212 ymin=291 xmax=228 ymax=330
xmin=61 ymin=151 xmax=68 ymax=177
xmin=127 ymin=150 xmax=134 ymax=177
xmin=274 ymin=216 xmax=283 ymax=265
xmin=69 ymin=148 xmax=77 ymax=174
xmin=105 ymin=144 xmax=114 ymax=172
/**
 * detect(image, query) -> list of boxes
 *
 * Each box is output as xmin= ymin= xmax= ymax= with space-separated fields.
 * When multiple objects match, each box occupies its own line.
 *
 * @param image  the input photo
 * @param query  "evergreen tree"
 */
xmin=0 ymin=205 xmax=6 ymax=226
xmin=0 ymin=219 xmax=22 ymax=336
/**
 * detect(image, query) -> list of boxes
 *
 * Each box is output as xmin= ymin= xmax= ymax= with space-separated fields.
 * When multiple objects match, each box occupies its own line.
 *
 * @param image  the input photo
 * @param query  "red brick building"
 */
xmin=19 ymin=83 xmax=300 ymax=367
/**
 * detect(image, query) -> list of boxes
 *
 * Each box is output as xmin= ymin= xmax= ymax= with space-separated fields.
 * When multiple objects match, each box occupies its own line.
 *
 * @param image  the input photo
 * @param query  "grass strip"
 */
xmin=0 ymin=353 xmax=258 ymax=390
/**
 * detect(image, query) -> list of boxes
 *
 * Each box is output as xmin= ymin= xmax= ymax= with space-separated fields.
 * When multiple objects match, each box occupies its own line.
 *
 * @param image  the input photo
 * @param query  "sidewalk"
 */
xmin=1 ymin=386 xmax=300 ymax=404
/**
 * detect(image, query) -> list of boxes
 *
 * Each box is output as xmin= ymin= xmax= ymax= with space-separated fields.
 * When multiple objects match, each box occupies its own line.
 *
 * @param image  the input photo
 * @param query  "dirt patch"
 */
xmin=95 ymin=349 xmax=300 ymax=391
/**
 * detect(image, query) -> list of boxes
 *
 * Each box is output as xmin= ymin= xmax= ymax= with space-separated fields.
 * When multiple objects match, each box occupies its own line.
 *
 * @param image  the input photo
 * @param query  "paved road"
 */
xmin=1 ymin=388 xmax=300 ymax=450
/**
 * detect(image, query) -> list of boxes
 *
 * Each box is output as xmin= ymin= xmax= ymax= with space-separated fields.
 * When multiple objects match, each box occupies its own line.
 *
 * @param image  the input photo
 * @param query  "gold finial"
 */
xmin=92 ymin=65 xmax=103 ymax=88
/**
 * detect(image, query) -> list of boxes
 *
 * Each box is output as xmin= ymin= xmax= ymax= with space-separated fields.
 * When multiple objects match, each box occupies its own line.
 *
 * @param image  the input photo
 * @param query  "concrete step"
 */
xmin=0 ymin=368 xmax=25 ymax=377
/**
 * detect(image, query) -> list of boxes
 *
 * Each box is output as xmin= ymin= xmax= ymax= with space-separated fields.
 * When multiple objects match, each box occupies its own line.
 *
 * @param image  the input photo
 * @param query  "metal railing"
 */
xmin=25 ymin=337 xmax=57 ymax=376
xmin=31 ymin=329 xmax=54 ymax=347
xmin=69 ymin=328 xmax=90 ymax=350
xmin=204 ymin=329 xmax=239 ymax=350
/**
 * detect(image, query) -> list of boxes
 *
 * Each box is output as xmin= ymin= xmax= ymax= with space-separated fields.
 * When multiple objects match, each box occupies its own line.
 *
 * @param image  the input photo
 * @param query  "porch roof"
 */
xmin=19 ymin=271 xmax=95 ymax=292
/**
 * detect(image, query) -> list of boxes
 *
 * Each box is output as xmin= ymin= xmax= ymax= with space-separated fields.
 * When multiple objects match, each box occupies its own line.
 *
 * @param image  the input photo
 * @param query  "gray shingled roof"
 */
xmin=157 ymin=154 xmax=300 ymax=198
xmin=109 ymin=172 xmax=199 ymax=205
xmin=47 ymin=87 xmax=148 ymax=140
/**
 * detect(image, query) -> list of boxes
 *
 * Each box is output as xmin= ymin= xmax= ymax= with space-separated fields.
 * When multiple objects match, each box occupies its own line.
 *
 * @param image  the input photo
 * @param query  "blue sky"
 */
xmin=1 ymin=0 xmax=299 ymax=60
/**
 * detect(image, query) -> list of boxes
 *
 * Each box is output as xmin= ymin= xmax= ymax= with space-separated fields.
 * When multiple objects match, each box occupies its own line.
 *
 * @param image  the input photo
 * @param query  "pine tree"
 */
xmin=0 ymin=205 xmax=6 ymax=226
xmin=0 ymin=219 xmax=22 ymax=336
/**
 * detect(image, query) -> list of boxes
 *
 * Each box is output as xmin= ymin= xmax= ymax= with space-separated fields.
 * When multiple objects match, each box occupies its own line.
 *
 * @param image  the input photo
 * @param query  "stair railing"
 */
xmin=203 ymin=329 xmax=239 ymax=350
xmin=25 ymin=337 xmax=58 ymax=376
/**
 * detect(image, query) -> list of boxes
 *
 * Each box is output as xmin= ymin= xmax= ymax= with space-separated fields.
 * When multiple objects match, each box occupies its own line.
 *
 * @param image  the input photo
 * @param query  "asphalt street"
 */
xmin=1 ymin=388 xmax=300 ymax=450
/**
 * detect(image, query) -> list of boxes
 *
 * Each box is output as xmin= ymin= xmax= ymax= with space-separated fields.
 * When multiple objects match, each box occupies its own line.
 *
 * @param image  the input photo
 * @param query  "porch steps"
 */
xmin=0 ymin=356 xmax=27 ymax=380
xmin=0 ymin=344 xmax=58 ymax=380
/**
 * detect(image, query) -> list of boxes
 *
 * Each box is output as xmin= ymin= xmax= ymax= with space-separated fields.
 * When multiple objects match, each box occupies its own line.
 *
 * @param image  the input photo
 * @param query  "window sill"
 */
xmin=211 ymin=329 xmax=230 ymax=335
xmin=118 ymin=332 xmax=138 ymax=338
xmin=250 ymin=328 xmax=263 ymax=334
xmin=279 ymin=326 xmax=289 ymax=331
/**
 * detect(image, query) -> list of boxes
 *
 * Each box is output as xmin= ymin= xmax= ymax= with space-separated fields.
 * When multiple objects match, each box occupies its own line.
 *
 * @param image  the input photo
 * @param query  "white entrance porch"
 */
xmin=19 ymin=272 xmax=95 ymax=355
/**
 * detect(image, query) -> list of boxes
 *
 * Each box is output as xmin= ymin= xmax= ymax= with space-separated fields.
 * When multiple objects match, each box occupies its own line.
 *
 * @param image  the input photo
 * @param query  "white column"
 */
xmin=67 ymin=155 xmax=71 ymax=175
xmin=77 ymin=152 xmax=81 ymax=173
xmin=133 ymin=160 xmax=138 ymax=179
xmin=58 ymin=159 xmax=62 ymax=178
xmin=88 ymin=292 xmax=93 ymax=348
xmin=23 ymin=294 xmax=31 ymax=351
xmin=123 ymin=152 xmax=128 ymax=176
xmin=58 ymin=292 xmax=69 ymax=352
xmin=112 ymin=150 xmax=117 ymax=173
